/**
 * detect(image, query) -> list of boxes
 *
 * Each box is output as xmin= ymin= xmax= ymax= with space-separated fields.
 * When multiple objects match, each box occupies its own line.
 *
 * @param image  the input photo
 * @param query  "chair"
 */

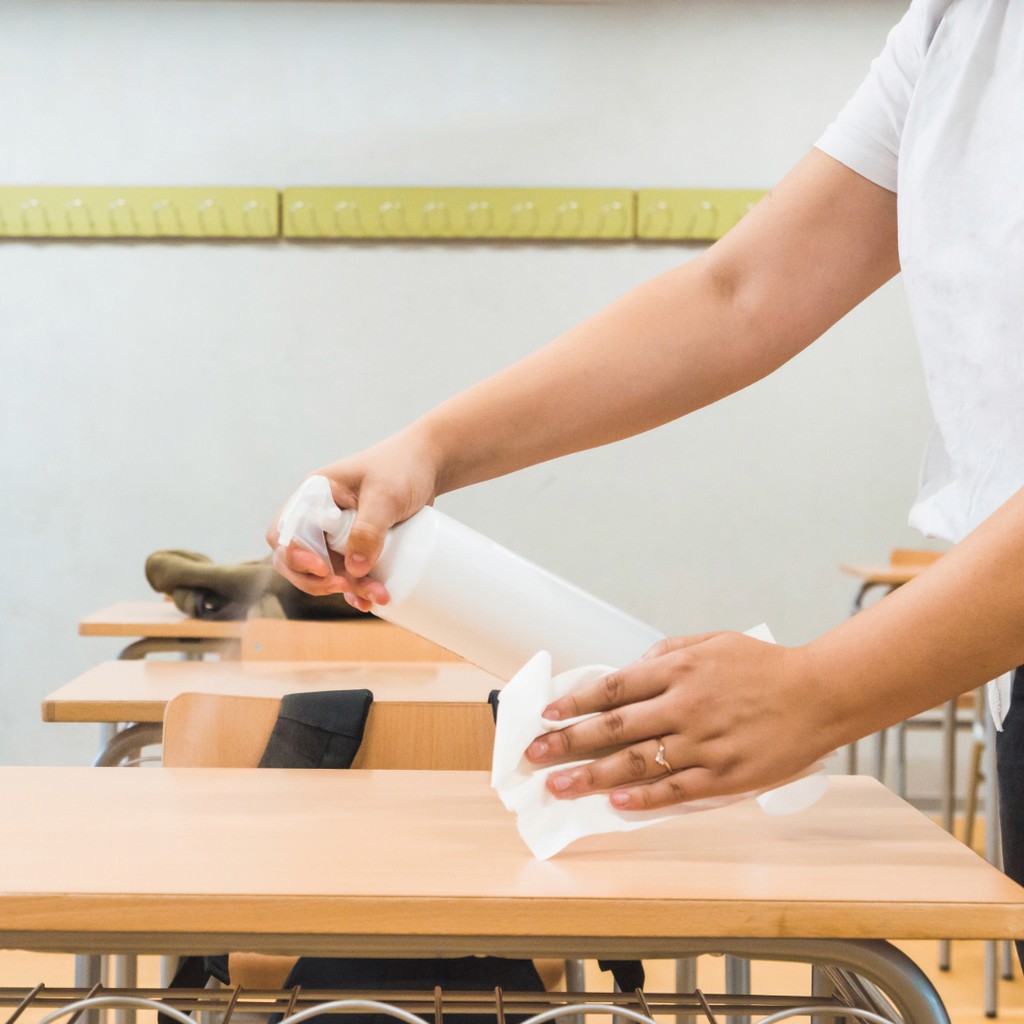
xmin=241 ymin=616 xmax=462 ymax=663
xmin=162 ymin=691 xmax=562 ymax=990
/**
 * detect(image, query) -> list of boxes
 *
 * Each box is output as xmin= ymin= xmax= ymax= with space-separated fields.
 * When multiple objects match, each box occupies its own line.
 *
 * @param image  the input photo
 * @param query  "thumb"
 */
xmin=342 ymin=492 xmax=403 ymax=577
xmin=641 ymin=631 xmax=726 ymax=660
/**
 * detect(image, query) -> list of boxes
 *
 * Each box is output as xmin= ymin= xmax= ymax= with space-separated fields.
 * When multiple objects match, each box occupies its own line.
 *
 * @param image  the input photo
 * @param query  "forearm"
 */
xmin=415 ymin=150 xmax=899 ymax=496
xmin=807 ymin=487 xmax=1024 ymax=751
xmin=420 ymin=260 xmax=773 ymax=494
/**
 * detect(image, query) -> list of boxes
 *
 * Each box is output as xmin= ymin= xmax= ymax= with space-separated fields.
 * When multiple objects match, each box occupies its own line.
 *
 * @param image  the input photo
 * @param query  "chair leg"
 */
xmin=1002 ymin=940 xmax=1016 ymax=982
xmin=895 ymin=722 xmax=908 ymax=799
xmin=984 ymin=708 xmax=1001 ymax=1018
xmin=873 ymin=728 xmax=887 ymax=784
xmin=964 ymin=740 xmax=986 ymax=852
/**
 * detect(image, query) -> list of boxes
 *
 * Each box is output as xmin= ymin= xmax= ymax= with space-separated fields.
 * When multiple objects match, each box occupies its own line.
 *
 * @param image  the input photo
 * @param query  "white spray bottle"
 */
xmin=276 ymin=475 xmax=827 ymax=814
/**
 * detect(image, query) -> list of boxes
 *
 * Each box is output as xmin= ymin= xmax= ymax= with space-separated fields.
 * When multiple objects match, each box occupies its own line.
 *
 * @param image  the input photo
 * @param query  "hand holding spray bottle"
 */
xmin=277 ymin=475 xmax=827 ymax=816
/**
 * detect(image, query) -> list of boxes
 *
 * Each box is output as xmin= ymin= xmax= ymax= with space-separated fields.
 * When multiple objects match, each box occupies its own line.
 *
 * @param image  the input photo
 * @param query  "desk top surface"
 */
xmin=79 ymin=601 xmax=245 ymax=639
xmin=2 ymin=769 xmax=1022 ymax=953
xmin=839 ymin=564 xmax=929 ymax=586
xmin=43 ymin=660 xmax=502 ymax=723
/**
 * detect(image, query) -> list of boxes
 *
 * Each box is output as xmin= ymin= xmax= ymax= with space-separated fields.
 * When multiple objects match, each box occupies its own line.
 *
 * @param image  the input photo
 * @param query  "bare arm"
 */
xmin=270 ymin=149 xmax=898 ymax=598
xmin=423 ymin=148 xmax=899 ymax=494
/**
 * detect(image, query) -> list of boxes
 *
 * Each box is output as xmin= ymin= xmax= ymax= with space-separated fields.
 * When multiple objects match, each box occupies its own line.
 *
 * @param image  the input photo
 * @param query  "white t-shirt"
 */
xmin=816 ymin=0 xmax=1024 ymax=545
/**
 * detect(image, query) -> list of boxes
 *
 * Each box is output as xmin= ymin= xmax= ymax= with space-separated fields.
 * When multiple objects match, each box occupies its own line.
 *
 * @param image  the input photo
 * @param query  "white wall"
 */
xmin=0 ymin=0 xmax=936 ymax=769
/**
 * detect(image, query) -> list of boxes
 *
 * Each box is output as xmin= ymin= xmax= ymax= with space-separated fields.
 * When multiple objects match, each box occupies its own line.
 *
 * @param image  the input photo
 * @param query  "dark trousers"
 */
xmin=996 ymin=668 xmax=1024 ymax=968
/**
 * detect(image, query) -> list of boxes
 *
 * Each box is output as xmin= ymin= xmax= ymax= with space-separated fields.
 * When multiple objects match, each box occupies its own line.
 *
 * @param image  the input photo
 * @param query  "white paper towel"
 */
xmin=491 ymin=625 xmax=829 ymax=859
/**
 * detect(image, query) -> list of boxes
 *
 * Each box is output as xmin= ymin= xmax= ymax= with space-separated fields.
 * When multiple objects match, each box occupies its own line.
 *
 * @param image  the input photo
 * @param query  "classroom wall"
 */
xmin=0 ymin=0 xmax=936 ymax=770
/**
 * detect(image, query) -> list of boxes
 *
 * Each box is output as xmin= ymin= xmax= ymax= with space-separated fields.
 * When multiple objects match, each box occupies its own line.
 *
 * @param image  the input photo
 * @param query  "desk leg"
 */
xmin=724 ymin=956 xmax=750 ymax=1024
xmin=74 ymin=954 xmax=103 ymax=1024
xmin=563 ymin=960 xmax=585 ymax=1024
xmin=114 ymin=953 xmax=137 ymax=1024
xmin=675 ymin=958 xmax=697 ymax=1024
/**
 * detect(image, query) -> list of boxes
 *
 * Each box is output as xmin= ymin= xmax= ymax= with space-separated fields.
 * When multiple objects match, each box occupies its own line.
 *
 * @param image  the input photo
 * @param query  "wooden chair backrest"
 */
xmin=162 ymin=692 xmax=495 ymax=771
xmin=163 ymin=693 xmax=280 ymax=768
xmin=241 ymin=617 xmax=461 ymax=663
xmin=890 ymin=548 xmax=943 ymax=569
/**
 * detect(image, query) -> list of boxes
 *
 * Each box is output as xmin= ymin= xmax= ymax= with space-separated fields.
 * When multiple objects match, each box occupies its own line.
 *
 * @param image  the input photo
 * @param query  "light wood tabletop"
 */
xmin=840 ymin=549 xmax=944 ymax=589
xmin=839 ymin=564 xmax=930 ymax=587
xmin=2 ymin=769 xmax=1023 ymax=958
xmin=79 ymin=601 xmax=245 ymax=640
xmin=42 ymin=660 xmax=502 ymax=724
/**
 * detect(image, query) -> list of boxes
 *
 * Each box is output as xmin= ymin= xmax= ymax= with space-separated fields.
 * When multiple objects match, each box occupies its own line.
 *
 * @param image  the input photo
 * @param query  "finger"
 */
xmin=609 ymin=766 xmax=721 ymax=811
xmin=527 ymin=695 xmax=674 ymax=764
xmin=283 ymin=542 xmax=331 ymax=579
xmin=271 ymin=548 xmax=351 ymax=597
xmin=265 ymin=523 xmax=281 ymax=551
xmin=544 ymin=737 xmax=674 ymax=797
xmin=344 ymin=592 xmax=373 ymax=613
xmin=335 ymin=489 xmax=397 ymax=578
xmin=539 ymin=662 xmax=668 ymax=724
xmin=641 ymin=631 xmax=725 ymax=660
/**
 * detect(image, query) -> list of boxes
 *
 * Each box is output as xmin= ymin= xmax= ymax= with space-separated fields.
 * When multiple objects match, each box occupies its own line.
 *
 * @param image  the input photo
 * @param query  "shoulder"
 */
xmin=902 ymin=0 xmax=955 ymax=55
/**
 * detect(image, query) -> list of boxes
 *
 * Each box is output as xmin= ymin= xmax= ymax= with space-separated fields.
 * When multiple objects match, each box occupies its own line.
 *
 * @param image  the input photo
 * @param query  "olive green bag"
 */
xmin=145 ymin=549 xmax=363 ymax=621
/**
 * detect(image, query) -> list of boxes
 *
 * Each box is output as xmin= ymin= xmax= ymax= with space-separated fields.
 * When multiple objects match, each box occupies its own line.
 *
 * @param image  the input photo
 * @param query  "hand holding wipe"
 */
xmin=492 ymin=628 xmax=830 ymax=860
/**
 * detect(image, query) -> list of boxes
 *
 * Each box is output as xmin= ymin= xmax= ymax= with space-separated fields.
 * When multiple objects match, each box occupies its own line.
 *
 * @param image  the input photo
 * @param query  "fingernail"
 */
xmin=527 ymin=739 xmax=549 ymax=760
xmin=610 ymin=790 xmax=632 ymax=808
xmin=551 ymin=772 xmax=574 ymax=793
xmin=348 ymin=554 xmax=369 ymax=574
xmin=343 ymin=593 xmax=358 ymax=608
xmin=541 ymin=707 xmax=561 ymax=721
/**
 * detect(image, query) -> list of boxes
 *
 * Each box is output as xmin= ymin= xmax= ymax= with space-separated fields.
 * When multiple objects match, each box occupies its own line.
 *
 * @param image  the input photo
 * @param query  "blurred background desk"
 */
xmin=79 ymin=602 xmax=245 ymax=660
xmin=43 ymin=659 xmax=500 ymax=767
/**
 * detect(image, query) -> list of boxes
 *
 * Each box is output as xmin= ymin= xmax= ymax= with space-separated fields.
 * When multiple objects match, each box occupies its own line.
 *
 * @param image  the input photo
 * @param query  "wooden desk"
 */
xmin=2 ymin=770 xmax=1022 ymax=1024
xmin=4 ymin=769 xmax=1022 ymax=949
xmin=43 ymin=660 xmax=500 ymax=725
xmin=79 ymin=601 xmax=245 ymax=661
xmin=79 ymin=605 xmax=459 ymax=663
xmin=5 ymin=768 xmax=1023 ymax=1024
xmin=79 ymin=602 xmax=245 ymax=641
xmin=840 ymin=549 xmax=942 ymax=613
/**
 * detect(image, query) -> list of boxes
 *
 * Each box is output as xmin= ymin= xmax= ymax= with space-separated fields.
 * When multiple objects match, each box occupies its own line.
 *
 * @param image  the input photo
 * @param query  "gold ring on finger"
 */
xmin=654 ymin=738 xmax=675 ymax=775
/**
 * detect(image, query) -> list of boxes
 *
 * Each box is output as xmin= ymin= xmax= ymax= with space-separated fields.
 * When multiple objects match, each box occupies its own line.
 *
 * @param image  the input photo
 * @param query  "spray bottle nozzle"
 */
xmin=276 ymin=475 xmax=348 ymax=568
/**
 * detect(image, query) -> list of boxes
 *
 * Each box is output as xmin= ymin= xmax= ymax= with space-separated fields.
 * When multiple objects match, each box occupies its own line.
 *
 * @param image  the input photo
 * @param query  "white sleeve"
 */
xmin=815 ymin=0 xmax=941 ymax=192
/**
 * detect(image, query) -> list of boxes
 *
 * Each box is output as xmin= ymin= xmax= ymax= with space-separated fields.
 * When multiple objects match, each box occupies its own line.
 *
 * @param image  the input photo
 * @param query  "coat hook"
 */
xmin=64 ymin=198 xmax=96 ymax=236
xmin=19 ymin=199 xmax=50 ymax=236
xmin=288 ymin=200 xmax=320 ymax=237
xmin=332 ymin=200 xmax=364 ymax=237
xmin=152 ymin=199 xmax=185 ymax=236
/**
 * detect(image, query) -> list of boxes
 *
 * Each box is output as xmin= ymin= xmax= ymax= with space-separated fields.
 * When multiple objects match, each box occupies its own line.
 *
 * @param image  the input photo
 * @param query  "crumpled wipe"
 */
xmin=491 ymin=625 xmax=828 ymax=859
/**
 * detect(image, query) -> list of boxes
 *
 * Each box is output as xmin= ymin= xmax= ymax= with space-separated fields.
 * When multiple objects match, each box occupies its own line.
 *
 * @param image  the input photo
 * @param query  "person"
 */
xmin=269 ymin=0 xmax=1024 ymax=923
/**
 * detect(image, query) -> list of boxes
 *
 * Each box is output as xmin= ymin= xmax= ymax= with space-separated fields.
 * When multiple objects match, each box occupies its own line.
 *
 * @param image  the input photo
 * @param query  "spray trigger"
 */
xmin=276 ymin=476 xmax=349 ymax=571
